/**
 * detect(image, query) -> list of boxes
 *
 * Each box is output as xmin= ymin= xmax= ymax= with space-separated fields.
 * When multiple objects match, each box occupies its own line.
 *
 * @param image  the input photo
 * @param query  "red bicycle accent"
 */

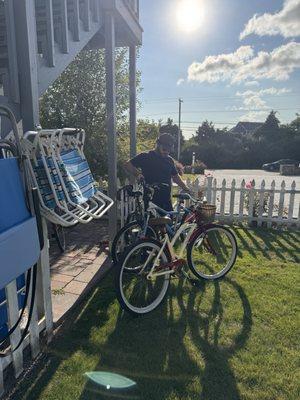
xmin=155 ymin=258 xmax=185 ymax=272
xmin=188 ymin=223 xmax=216 ymax=244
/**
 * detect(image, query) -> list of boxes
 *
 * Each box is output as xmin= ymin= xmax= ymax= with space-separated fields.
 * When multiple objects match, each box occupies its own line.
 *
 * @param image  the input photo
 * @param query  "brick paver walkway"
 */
xmin=49 ymin=220 xmax=110 ymax=323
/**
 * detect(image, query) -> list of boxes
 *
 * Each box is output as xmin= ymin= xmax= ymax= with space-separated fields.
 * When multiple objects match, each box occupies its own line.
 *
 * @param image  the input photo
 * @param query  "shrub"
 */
xmin=184 ymin=160 xmax=207 ymax=174
xmin=244 ymin=181 xmax=269 ymax=217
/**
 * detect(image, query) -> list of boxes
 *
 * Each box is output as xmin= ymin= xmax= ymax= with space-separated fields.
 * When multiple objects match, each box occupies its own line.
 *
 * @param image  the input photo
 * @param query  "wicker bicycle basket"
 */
xmin=195 ymin=204 xmax=216 ymax=224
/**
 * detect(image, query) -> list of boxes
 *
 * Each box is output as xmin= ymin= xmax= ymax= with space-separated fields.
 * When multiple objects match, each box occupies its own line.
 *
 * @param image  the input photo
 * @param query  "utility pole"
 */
xmin=178 ymin=98 xmax=183 ymax=160
xmin=192 ymin=151 xmax=195 ymax=174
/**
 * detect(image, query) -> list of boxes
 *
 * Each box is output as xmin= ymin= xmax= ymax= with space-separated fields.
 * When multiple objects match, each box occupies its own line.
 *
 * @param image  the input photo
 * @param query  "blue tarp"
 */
xmin=0 ymin=157 xmax=40 ymax=289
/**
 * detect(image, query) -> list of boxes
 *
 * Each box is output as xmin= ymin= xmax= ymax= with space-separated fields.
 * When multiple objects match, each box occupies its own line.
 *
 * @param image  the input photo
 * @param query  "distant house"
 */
xmin=230 ymin=122 xmax=263 ymax=135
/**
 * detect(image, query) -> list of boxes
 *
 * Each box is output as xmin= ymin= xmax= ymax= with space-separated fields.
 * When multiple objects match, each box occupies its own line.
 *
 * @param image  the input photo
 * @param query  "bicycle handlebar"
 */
xmin=118 ymin=181 xmax=170 ymax=202
xmin=173 ymin=192 xmax=200 ymax=203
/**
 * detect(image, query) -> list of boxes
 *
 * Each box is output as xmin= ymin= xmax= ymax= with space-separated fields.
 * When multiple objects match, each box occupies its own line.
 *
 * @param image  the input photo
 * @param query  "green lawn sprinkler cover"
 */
xmin=84 ymin=371 xmax=136 ymax=390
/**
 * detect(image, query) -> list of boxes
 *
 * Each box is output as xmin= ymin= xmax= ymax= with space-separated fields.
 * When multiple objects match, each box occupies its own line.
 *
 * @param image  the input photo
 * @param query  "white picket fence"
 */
xmin=118 ymin=176 xmax=300 ymax=228
xmin=0 ymin=220 xmax=53 ymax=397
xmin=200 ymin=176 xmax=299 ymax=228
xmin=117 ymin=179 xmax=137 ymax=228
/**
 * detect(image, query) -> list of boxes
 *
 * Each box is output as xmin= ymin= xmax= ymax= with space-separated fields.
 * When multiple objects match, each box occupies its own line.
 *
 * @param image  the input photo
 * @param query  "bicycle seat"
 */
xmin=148 ymin=217 xmax=172 ymax=226
xmin=173 ymin=193 xmax=191 ymax=200
xmin=117 ymin=185 xmax=133 ymax=200
xmin=131 ymin=190 xmax=143 ymax=197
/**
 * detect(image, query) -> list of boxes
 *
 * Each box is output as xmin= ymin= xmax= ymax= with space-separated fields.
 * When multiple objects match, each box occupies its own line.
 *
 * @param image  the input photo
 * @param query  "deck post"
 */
xmin=105 ymin=12 xmax=118 ymax=241
xmin=129 ymin=45 xmax=137 ymax=158
xmin=12 ymin=0 xmax=40 ymax=132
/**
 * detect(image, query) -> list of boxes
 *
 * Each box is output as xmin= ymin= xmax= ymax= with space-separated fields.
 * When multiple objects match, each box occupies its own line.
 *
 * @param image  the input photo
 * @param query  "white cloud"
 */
xmin=244 ymin=96 xmax=268 ymax=109
xmin=188 ymin=46 xmax=254 ymax=83
xmin=244 ymin=81 xmax=259 ymax=87
xmin=236 ymin=87 xmax=291 ymax=97
xmin=239 ymin=111 xmax=269 ymax=122
xmin=233 ymin=42 xmax=300 ymax=82
xmin=240 ymin=0 xmax=300 ymax=40
xmin=187 ymin=42 xmax=300 ymax=84
xmin=177 ymin=78 xmax=185 ymax=86
xmin=232 ymin=87 xmax=291 ymax=114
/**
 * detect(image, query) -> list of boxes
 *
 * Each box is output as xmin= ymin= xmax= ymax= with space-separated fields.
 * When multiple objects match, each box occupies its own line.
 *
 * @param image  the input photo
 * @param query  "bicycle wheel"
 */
xmin=52 ymin=224 xmax=66 ymax=253
xmin=187 ymin=225 xmax=237 ymax=280
xmin=111 ymin=221 xmax=157 ymax=264
xmin=115 ymin=238 xmax=171 ymax=316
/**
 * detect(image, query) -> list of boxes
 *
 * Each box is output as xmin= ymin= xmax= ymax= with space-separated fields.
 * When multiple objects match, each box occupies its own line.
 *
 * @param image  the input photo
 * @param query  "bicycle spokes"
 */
xmin=118 ymin=242 xmax=170 ymax=314
xmin=188 ymin=227 xmax=237 ymax=279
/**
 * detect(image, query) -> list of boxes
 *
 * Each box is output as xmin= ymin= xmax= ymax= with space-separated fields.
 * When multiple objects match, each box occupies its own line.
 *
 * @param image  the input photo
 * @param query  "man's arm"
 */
xmin=123 ymin=160 xmax=144 ymax=180
xmin=172 ymin=174 xmax=191 ymax=193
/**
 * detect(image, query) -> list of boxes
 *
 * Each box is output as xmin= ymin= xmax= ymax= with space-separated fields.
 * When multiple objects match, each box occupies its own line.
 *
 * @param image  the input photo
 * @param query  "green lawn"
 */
xmin=11 ymin=228 xmax=299 ymax=400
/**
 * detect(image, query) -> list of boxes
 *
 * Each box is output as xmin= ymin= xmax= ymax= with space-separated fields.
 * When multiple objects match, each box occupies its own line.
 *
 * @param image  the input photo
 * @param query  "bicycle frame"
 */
xmin=143 ymin=221 xmax=198 ymax=279
xmin=145 ymin=200 xmax=190 ymax=237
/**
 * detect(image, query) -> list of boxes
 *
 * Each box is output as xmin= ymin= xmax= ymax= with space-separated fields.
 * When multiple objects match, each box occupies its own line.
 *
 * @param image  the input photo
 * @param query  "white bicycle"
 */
xmin=115 ymin=204 xmax=238 ymax=316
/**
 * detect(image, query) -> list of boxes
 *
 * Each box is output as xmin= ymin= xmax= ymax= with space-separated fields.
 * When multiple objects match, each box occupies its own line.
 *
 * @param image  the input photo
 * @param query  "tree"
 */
xmin=288 ymin=113 xmax=300 ymax=133
xmin=159 ymin=118 xmax=184 ymax=159
xmin=136 ymin=119 xmax=160 ymax=152
xmin=255 ymin=110 xmax=280 ymax=140
xmin=181 ymin=113 xmax=300 ymax=170
xmin=195 ymin=120 xmax=216 ymax=143
xmin=40 ymin=47 xmax=140 ymax=178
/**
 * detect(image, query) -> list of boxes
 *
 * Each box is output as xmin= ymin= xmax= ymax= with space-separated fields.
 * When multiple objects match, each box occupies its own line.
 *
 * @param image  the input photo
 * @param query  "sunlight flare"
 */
xmin=176 ymin=0 xmax=204 ymax=33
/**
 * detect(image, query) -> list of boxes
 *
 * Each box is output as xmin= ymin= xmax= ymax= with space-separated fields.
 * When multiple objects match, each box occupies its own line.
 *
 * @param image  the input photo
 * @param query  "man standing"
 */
xmin=124 ymin=133 xmax=190 ymax=211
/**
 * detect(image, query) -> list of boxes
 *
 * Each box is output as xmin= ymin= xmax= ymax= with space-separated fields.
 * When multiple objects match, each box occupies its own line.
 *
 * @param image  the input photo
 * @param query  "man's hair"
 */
xmin=159 ymin=126 xmax=168 ymax=134
xmin=156 ymin=133 xmax=175 ymax=148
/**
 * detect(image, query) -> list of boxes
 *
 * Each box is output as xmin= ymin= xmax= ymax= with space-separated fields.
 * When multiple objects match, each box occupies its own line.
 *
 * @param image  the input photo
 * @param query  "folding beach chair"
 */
xmin=21 ymin=128 xmax=113 ymax=227
xmin=52 ymin=128 xmax=113 ymax=218
xmin=21 ymin=133 xmax=82 ymax=227
xmin=42 ymin=129 xmax=109 ymax=219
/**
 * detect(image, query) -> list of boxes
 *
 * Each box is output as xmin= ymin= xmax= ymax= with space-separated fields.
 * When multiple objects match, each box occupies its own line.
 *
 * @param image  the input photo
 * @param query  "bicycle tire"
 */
xmin=187 ymin=224 xmax=237 ymax=280
xmin=52 ymin=224 xmax=66 ymax=253
xmin=115 ymin=238 xmax=171 ymax=316
xmin=111 ymin=220 xmax=157 ymax=264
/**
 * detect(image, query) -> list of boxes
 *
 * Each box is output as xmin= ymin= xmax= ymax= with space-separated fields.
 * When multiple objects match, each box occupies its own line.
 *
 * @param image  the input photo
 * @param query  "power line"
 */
xmin=181 ymin=123 xmax=238 ymax=127
xmin=181 ymin=120 xmax=256 ymax=124
xmin=143 ymin=93 xmax=300 ymax=103
xmin=139 ymin=107 xmax=299 ymax=117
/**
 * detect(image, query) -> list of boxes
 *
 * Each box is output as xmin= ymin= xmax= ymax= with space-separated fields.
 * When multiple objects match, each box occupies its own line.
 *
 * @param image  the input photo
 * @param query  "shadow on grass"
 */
xmin=79 ymin=277 xmax=252 ymax=400
xmin=233 ymin=227 xmax=299 ymax=263
xmin=234 ymin=228 xmax=257 ymax=259
xmin=10 ymin=273 xmax=252 ymax=400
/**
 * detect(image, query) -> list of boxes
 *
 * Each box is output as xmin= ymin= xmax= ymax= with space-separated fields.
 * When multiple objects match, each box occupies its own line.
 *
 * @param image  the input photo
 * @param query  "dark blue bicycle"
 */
xmin=111 ymin=181 xmax=198 ymax=264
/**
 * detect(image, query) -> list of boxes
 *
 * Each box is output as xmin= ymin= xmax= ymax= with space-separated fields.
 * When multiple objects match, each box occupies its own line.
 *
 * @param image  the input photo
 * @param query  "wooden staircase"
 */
xmin=0 ymin=0 xmax=141 ymax=136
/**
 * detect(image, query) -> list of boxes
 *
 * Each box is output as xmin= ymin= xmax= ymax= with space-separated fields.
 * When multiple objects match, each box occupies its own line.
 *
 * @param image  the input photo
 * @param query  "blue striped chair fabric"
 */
xmin=59 ymin=150 xmax=96 ymax=205
xmin=33 ymin=158 xmax=65 ymax=209
xmin=32 ymin=150 xmax=97 ymax=209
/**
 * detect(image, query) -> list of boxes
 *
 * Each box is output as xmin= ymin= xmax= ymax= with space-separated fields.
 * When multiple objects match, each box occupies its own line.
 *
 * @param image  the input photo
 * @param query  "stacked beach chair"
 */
xmin=21 ymin=128 xmax=113 ymax=227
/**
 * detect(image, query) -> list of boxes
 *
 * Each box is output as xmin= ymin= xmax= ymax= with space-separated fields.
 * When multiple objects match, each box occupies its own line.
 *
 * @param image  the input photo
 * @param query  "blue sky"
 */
xmin=137 ymin=0 xmax=300 ymax=138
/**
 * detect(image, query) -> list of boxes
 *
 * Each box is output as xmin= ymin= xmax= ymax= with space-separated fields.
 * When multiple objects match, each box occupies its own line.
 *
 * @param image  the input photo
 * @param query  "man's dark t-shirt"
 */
xmin=130 ymin=150 xmax=177 ymax=210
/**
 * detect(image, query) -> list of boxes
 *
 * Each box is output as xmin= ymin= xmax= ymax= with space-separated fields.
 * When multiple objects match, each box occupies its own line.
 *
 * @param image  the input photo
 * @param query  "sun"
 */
xmin=176 ymin=0 xmax=204 ymax=33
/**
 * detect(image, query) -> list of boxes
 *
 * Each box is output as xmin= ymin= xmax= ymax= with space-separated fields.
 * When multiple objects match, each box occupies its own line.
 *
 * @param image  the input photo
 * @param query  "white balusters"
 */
xmin=212 ymin=178 xmax=217 ymax=206
xmin=257 ymin=180 xmax=265 ymax=227
xmin=267 ymin=180 xmax=275 ymax=228
xmin=239 ymin=179 xmax=245 ymax=220
xmin=278 ymin=180 xmax=286 ymax=224
xmin=206 ymin=176 xmax=213 ymax=203
xmin=288 ymin=181 xmax=296 ymax=223
xmin=229 ymin=179 xmax=236 ymax=222
xmin=247 ymin=179 xmax=255 ymax=226
xmin=220 ymin=179 xmax=226 ymax=217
